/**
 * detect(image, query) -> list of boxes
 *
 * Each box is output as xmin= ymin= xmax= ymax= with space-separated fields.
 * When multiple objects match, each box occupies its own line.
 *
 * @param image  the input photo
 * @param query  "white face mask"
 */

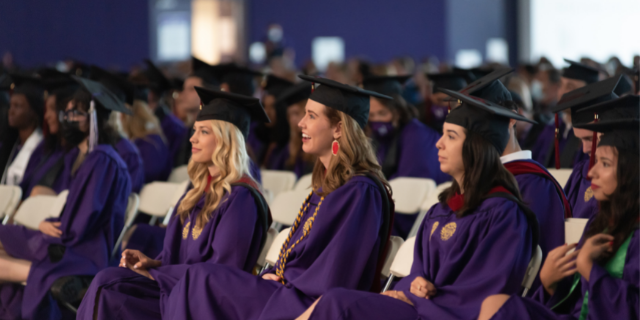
xmin=268 ymin=27 xmax=283 ymax=42
xmin=530 ymin=79 xmax=543 ymax=101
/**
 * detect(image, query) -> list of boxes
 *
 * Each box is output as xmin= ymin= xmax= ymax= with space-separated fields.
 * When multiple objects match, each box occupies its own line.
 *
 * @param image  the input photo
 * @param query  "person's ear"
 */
xmin=332 ymin=121 xmax=343 ymax=140
xmin=509 ymin=118 xmax=517 ymax=129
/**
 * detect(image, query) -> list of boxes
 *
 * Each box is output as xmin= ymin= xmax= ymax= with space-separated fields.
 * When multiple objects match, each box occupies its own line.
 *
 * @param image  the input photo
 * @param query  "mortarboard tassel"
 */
xmin=88 ymin=99 xmax=98 ymax=153
xmin=587 ymin=113 xmax=599 ymax=179
xmin=554 ymin=113 xmax=560 ymax=170
xmin=311 ymin=82 xmax=315 ymax=93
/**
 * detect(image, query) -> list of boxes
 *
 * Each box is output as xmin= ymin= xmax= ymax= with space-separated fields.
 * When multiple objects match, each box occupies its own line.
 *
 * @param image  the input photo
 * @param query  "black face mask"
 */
xmin=61 ymin=121 xmax=87 ymax=147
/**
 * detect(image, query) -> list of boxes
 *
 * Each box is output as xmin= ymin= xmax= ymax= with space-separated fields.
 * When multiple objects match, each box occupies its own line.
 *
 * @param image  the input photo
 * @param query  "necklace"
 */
xmin=275 ymin=191 xmax=324 ymax=284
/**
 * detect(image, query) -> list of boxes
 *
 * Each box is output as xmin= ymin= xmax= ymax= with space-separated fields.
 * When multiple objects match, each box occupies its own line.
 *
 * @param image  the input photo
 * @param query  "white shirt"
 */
xmin=500 ymin=150 xmax=532 ymax=164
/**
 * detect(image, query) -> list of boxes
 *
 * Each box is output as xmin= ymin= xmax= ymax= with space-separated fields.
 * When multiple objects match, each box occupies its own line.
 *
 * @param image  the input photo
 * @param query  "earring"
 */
xmin=332 ymin=140 xmax=340 ymax=156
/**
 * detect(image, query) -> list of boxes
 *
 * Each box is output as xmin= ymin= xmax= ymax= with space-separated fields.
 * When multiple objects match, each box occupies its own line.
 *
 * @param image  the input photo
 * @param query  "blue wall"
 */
xmin=248 ymin=0 xmax=448 ymax=66
xmin=0 ymin=0 xmax=149 ymax=70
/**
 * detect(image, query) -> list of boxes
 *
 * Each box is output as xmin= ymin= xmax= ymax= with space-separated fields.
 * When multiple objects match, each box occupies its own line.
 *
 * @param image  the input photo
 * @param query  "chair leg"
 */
xmin=260 ymin=263 xmax=270 ymax=274
xmin=381 ymin=275 xmax=395 ymax=293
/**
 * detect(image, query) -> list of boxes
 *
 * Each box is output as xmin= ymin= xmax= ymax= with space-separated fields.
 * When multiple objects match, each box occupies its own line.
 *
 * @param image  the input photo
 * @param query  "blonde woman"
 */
xmin=77 ymin=88 xmax=271 ymax=320
xmin=161 ymin=76 xmax=394 ymax=320
xmin=121 ymin=98 xmax=171 ymax=183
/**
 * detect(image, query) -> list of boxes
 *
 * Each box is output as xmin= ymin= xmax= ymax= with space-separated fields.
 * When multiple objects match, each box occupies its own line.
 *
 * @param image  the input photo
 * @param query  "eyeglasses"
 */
xmin=59 ymin=109 xmax=88 ymax=122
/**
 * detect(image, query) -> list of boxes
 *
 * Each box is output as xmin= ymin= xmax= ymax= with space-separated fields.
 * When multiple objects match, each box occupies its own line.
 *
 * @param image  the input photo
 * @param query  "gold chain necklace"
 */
xmin=274 ymin=191 xmax=324 ymax=284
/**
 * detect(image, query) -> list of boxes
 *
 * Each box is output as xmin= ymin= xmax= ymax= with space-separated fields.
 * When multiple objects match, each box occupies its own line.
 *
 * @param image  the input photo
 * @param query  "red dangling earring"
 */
xmin=331 ymin=140 xmax=339 ymax=156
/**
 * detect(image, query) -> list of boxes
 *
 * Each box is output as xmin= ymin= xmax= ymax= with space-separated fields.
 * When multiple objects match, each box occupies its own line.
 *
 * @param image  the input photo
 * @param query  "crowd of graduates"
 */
xmin=0 ymin=49 xmax=638 ymax=320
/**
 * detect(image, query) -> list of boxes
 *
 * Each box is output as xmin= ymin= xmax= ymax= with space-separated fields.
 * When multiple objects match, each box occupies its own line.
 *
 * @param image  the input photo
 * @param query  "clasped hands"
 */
xmin=120 ymin=249 xmax=162 ymax=280
xmin=382 ymin=276 xmax=437 ymax=306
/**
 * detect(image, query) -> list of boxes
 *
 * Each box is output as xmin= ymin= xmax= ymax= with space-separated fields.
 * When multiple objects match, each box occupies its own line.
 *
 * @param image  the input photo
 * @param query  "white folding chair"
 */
xmin=565 ymin=218 xmax=589 ymax=251
xmin=256 ymin=227 xmax=279 ymax=269
xmin=12 ymin=190 xmax=69 ymax=230
xmin=521 ymin=245 xmax=543 ymax=296
xmin=389 ymin=178 xmax=436 ymax=214
xmin=0 ymin=185 xmax=22 ymax=225
xmin=112 ymin=193 xmax=141 ymax=259
xmin=261 ymin=227 xmax=291 ymax=273
xmin=382 ymin=236 xmax=416 ymax=292
xmin=168 ymin=165 xmax=190 ymax=183
xmin=139 ymin=181 xmax=189 ymax=225
xmin=261 ymin=170 xmax=296 ymax=199
xmin=381 ymin=236 xmax=405 ymax=278
xmin=547 ymin=169 xmax=573 ymax=188
xmin=408 ymin=181 xmax=452 ymax=238
xmin=270 ymin=189 xmax=312 ymax=228
xmin=293 ymin=173 xmax=313 ymax=191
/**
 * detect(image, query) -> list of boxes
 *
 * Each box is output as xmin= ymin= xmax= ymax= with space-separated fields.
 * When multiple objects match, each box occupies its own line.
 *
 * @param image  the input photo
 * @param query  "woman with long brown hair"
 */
xmin=161 ymin=76 xmax=394 ymax=320
xmin=296 ymin=90 xmax=538 ymax=320
xmin=76 ymin=88 xmax=271 ymax=320
xmin=478 ymin=98 xmax=639 ymax=320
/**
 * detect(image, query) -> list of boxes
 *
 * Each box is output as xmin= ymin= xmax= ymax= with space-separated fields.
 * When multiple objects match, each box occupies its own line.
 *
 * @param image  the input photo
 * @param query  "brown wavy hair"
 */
xmin=311 ymin=107 xmax=390 ymax=197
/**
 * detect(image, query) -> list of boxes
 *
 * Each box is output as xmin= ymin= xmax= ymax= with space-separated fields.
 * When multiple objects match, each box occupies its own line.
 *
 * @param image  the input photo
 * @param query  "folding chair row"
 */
xmin=138 ymin=180 xmax=190 ymax=224
xmin=408 ymin=181 xmax=453 ymax=238
xmin=11 ymin=191 xmax=69 ymax=230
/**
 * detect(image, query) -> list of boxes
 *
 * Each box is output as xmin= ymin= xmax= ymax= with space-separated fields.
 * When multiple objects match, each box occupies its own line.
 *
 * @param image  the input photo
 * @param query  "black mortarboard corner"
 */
xmin=144 ymin=59 xmax=172 ymax=95
xmin=194 ymin=86 xmax=270 ymax=139
xmin=191 ymin=56 xmax=220 ymax=86
xmin=458 ymin=67 xmax=514 ymax=104
xmin=562 ymin=59 xmax=599 ymax=84
xmin=574 ymin=118 xmax=639 ymax=155
xmin=299 ymin=75 xmax=392 ymax=129
xmin=362 ymin=75 xmax=411 ymax=97
xmin=39 ymin=68 xmax=79 ymax=96
xmin=441 ymin=89 xmax=535 ymax=154
xmin=211 ymin=63 xmax=263 ymax=96
xmin=90 ymin=66 xmax=135 ymax=105
xmin=428 ymin=73 xmax=468 ymax=92
xmin=613 ymin=74 xmax=633 ymax=96
xmin=276 ymin=81 xmax=312 ymax=108
xmin=263 ymin=74 xmax=294 ymax=99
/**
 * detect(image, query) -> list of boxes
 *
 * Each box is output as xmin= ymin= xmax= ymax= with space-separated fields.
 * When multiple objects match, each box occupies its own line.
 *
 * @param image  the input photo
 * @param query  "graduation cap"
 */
xmin=562 ymin=59 xmax=600 ymax=84
xmin=614 ymin=74 xmax=633 ymax=96
xmin=427 ymin=73 xmax=468 ymax=92
xmin=453 ymin=67 xmax=494 ymax=82
xmin=574 ymin=118 xmax=639 ymax=154
xmin=144 ymin=59 xmax=172 ymax=95
xmin=194 ymin=86 xmax=270 ymax=139
xmin=191 ymin=56 xmax=219 ymax=86
xmin=263 ymin=74 xmax=294 ymax=98
xmin=90 ymin=66 xmax=135 ymax=105
xmin=38 ymin=68 xmax=78 ymax=93
xmin=298 ymin=75 xmax=392 ymax=128
xmin=551 ymin=75 xmax=625 ymax=124
xmin=458 ymin=67 xmax=514 ymax=103
xmin=362 ymin=75 xmax=411 ymax=97
xmin=211 ymin=63 xmax=263 ymax=96
xmin=441 ymin=89 xmax=535 ymax=153
xmin=276 ymin=81 xmax=312 ymax=107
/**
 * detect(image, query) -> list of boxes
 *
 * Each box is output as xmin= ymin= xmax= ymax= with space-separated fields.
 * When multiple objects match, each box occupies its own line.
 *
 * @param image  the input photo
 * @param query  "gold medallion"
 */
xmin=303 ymin=218 xmax=313 ymax=233
xmin=192 ymin=225 xmax=203 ymax=240
xmin=430 ymin=221 xmax=439 ymax=239
xmin=440 ymin=222 xmax=457 ymax=241
xmin=584 ymin=186 xmax=594 ymax=202
xmin=182 ymin=221 xmax=191 ymax=240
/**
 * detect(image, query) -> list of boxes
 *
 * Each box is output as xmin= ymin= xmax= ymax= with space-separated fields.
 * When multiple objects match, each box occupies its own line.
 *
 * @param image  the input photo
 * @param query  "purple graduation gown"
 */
xmin=19 ymin=141 xmax=64 ymax=199
xmin=489 ymin=217 xmax=639 ymax=320
xmin=530 ymin=120 xmax=588 ymax=169
xmin=76 ymin=185 xmax=266 ymax=320
xmin=564 ymin=159 xmax=598 ymax=220
xmin=375 ymin=119 xmax=449 ymax=238
xmin=134 ymin=134 xmax=171 ymax=183
xmin=155 ymin=105 xmax=188 ymax=169
xmin=115 ymin=137 xmax=145 ymax=193
xmin=0 ymin=145 xmax=131 ymax=320
xmin=163 ymin=175 xmax=385 ymax=320
xmin=308 ymin=196 xmax=533 ymax=320
xmin=506 ymin=159 xmax=566 ymax=295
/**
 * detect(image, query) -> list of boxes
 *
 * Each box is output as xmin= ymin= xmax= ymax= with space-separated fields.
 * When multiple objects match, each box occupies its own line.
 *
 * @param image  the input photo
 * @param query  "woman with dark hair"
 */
xmin=296 ymin=90 xmax=537 ymax=320
xmin=364 ymin=75 xmax=448 ymax=238
xmin=0 ymin=74 xmax=44 ymax=186
xmin=254 ymin=74 xmax=294 ymax=166
xmin=478 ymin=105 xmax=639 ymax=320
xmin=160 ymin=76 xmax=393 ymax=320
xmin=0 ymin=78 xmax=132 ymax=320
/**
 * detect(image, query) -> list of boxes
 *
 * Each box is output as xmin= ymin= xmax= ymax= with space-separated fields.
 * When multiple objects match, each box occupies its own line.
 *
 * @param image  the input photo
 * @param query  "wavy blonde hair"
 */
xmin=311 ymin=108 xmax=390 ymax=197
xmin=121 ymin=100 xmax=165 ymax=141
xmin=177 ymin=120 xmax=253 ymax=228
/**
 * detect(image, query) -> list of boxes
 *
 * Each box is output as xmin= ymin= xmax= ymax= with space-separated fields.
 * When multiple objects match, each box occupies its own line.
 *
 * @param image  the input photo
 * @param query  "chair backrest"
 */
xmin=13 ymin=190 xmax=69 ymax=230
xmin=124 ymin=193 xmax=141 ymax=227
xmin=270 ymin=189 xmax=311 ymax=225
xmin=294 ymin=173 xmax=313 ymax=191
xmin=264 ymin=227 xmax=291 ymax=267
xmin=565 ymin=218 xmax=589 ymax=245
xmin=139 ymin=182 xmax=187 ymax=217
xmin=257 ymin=227 xmax=279 ymax=268
xmin=389 ymin=178 xmax=436 ymax=214
xmin=0 ymin=185 xmax=22 ymax=224
xmin=261 ymin=170 xmax=296 ymax=199
xmin=161 ymin=180 xmax=191 ymax=225
xmin=521 ymin=245 xmax=543 ymax=297
xmin=420 ymin=181 xmax=452 ymax=212
xmin=547 ymin=169 xmax=573 ymax=188
xmin=389 ymin=236 xmax=416 ymax=278
xmin=168 ymin=165 xmax=190 ymax=183
xmin=381 ymin=236 xmax=404 ymax=277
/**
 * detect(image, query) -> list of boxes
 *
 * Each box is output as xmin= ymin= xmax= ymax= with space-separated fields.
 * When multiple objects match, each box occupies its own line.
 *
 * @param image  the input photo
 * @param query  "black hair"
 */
xmin=70 ymin=89 xmax=119 ymax=147
xmin=372 ymin=94 xmax=417 ymax=127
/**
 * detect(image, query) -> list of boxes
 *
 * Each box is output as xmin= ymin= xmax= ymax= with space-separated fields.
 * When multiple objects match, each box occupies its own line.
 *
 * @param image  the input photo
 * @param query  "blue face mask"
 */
xmin=369 ymin=121 xmax=395 ymax=139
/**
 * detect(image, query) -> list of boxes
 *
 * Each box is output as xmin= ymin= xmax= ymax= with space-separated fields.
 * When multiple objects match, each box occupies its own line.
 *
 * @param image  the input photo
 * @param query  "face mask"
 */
xmin=530 ymin=79 xmax=543 ymax=101
xmin=369 ymin=121 xmax=395 ymax=139
xmin=61 ymin=121 xmax=87 ymax=147
xmin=431 ymin=104 xmax=448 ymax=120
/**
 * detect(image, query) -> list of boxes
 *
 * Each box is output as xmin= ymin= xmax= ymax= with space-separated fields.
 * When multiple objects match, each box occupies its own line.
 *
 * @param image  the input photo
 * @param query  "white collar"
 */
xmin=500 ymin=150 xmax=532 ymax=164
